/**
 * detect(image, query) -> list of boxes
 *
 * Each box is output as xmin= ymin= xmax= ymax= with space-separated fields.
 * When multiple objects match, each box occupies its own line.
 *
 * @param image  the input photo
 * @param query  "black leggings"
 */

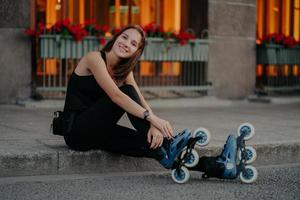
xmin=63 ymin=84 xmax=221 ymax=175
xmin=64 ymin=84 xmax=164 ymax=159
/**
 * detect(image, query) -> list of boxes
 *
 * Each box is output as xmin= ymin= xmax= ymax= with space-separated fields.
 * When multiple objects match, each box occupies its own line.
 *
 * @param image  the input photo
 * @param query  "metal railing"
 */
xmin=256 ymin=44 xmax=300 ymax=95
xmin=36 ymin=35 xmax=211 ymax=98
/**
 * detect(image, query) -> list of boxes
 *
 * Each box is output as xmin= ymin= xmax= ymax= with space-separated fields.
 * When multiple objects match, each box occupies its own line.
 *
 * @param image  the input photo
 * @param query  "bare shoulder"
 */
xmin=85 ymin=51 xmax=104 ymax=65
xmin=83 ymin=51 xmax=106 ymax=71
xmin=75 ymin=51 xmax=105 ymax=75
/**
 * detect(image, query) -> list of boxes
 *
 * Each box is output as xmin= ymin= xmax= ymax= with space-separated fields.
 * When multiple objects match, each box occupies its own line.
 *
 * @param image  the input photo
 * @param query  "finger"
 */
xmin=167 ymin=125 xmax=173 ymax=138
xmin=154 ymin=135 xmax=162 ymax=149
xmin=150 ymin=136 xmax=156 ymax=149
xmin=164 ymin=127 xmax=171 ymax=139
xmin=153 ymin=136 xmax=159 ymax=149
xmin=165 ymin=123 xmax=173 ymax=138
xmin=163 ymin=126 xmax=169 ymax=139
xmin=147 ymin=131 xmax=151 ymax=144
xmin=159 ymin=137 xmax=164 ymax=147
xmin=156 ymin=137 xmax=163 ymax=149
xmin=162 ymin=131 xmax=168 ymax=138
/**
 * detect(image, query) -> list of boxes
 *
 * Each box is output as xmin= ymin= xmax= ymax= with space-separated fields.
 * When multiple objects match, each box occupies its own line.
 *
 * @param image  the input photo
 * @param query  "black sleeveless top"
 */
xmin=63 ymin=51 xmax=107 ymax=112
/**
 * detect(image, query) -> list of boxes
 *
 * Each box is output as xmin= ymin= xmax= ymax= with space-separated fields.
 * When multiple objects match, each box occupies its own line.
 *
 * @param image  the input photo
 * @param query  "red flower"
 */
xmin=94 ymin=24 xmax=102 ymax=32
xmin=283 ymin=36 xmax=297 ymax=48
xmin=102 ymin=25 xmax=110 ymax=33
xmin=176 ymin=30 xmax=196 ymax=45
xmin=260 ymin=33 xmax=299 ymax=48
xmin=62 ymin=18 xmax=71 ymax=27
xmin=68 ymin=24 xmax=88 ymax=41
xmin=112 ymin=28 xmax=121 ymax=34
xmin=143 ymin=22 xmax=155 ymax=32
xmin=98 ymin=37 xmax=106 ymax=45
xmin=274 ymin=33 xmax=284 ymax=43
xmin=25 ymin=28 xmax=36 ymax=37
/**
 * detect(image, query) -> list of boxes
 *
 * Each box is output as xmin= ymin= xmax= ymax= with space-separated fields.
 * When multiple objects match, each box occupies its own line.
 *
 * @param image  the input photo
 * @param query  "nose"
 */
xmin=123 ymin=40 xmax=129 ymax=48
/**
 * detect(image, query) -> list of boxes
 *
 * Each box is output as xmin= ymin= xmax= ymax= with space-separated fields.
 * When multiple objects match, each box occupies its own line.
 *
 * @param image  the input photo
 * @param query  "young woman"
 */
xmin=62 ymin=24 xmax=243 ymax=180
xmin=63 ymin=24 xmax=186 ymax=166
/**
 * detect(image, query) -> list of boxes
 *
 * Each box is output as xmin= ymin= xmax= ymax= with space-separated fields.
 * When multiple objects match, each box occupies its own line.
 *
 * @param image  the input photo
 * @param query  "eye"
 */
xmin=131 ymin=42 xmax=137 ymax=47
xmin=122 ymin=35 xmax=127 ymax=39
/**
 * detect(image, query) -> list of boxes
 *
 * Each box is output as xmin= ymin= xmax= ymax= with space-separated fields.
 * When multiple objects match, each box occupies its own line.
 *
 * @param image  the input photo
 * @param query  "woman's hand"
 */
xmin=147 ymin=113 xmax=174 ymax=139
xmin=147 ymin=125 xmax=164 ymax=149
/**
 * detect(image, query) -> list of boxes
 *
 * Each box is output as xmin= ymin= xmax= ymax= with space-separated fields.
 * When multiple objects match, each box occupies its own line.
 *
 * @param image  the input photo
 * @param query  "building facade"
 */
xmin=0 ymin=0 xmax=299 ymax=103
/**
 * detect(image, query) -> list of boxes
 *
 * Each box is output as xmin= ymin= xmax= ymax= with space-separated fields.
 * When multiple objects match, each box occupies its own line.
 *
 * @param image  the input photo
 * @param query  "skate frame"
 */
xmin=171 ymin=137 xmax=201 ymax=170
xmin=236 ymin=133 xmax=249 ymax=177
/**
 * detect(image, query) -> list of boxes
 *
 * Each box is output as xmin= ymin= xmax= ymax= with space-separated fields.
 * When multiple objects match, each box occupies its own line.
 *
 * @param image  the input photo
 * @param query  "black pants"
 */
xmin=64 ymin=84 xmax=164 ymax=159
xmin=63 ymin=84 xmax=221 ymax=175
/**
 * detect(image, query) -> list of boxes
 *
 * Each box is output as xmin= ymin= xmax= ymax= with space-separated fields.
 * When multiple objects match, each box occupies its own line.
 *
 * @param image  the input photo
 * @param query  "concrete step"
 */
xmin=1 ymin=141 xmax=299 ymax=177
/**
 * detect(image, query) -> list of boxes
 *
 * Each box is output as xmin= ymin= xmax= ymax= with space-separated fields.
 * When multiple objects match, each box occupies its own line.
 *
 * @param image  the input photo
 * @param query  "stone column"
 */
xmin=208 ymin=0 xmax=256 ymax=99
xmin=0 ymin=0 xmax=31 ymax=104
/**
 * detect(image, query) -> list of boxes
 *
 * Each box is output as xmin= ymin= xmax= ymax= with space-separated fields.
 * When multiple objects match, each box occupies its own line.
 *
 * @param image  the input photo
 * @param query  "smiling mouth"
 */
xmin=118 ymin=44 xmax=128 ymax=53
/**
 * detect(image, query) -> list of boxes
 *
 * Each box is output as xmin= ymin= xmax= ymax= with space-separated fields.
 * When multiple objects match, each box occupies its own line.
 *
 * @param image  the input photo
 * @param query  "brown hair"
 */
xmin=102 ymin=25 xmax=146 ymax=82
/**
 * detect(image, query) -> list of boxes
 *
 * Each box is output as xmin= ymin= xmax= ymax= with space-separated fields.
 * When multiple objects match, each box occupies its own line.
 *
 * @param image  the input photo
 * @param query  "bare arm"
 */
xmin=125 ymin=72 xmax=174 ymax=139
xmin=125 ymin=72 xmax=152 ymax=113
xmin=85 ymin=52 xmax=147 ymax=119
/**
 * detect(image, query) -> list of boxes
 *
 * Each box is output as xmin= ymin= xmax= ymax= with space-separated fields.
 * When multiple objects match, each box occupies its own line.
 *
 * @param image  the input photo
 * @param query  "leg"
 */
xmin=189 ymin=156 xmax=224 ymax=178
xmin=119 ymin=84 xmax=150 ymax=133
xmin=189 ymin=135 xmax=238 ymax=179
xmin=64 ymin=84 xmax=151 ymax=152
xmin=98 ymin=124 xmax=164 ymax=159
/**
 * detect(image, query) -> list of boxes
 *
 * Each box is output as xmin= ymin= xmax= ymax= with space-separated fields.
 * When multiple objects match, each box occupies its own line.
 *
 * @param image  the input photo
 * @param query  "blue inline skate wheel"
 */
xmin=171 ymin=166 xmax=190 ymax=184
xmin=239 ymin=165 xmax=258 ymax=183
xmin=192 ymin=127 xmax=211 ymax=146
xmin=180 ymin=148 xmax=199 ymax=168
xmin=237 ymin=123 xmax=255 ymax=141
xmin=238 ymin=146 xmax=257 ymax=164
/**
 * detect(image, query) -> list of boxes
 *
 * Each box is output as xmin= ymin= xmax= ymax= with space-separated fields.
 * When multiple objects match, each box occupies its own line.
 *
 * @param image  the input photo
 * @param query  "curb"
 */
xmin=20 ymin=97 xmax=234 ymax=109
xmin=248 ymin=95 xmax=300 ymax=104
xmin=1 ymin=142 xmax=299 ymax=177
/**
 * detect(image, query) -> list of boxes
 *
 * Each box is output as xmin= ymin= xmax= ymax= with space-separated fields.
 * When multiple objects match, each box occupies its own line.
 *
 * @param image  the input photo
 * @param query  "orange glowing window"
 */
xmin=267 ymin=65 xmax=278 ymax=77
xmin=256 ymin=0 xmax=300 ymax=79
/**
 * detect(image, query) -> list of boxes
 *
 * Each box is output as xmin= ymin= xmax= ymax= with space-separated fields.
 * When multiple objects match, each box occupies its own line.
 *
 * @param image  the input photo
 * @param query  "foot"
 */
xmin=216 ymin=134 xmax=238 ymax=179
xmin=159 ymin=129 xmax=191 ymax=169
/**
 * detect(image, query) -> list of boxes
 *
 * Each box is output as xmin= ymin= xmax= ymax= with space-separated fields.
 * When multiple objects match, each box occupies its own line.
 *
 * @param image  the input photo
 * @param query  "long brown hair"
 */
xmin=102 ymin=25 xmax=146 ymax=82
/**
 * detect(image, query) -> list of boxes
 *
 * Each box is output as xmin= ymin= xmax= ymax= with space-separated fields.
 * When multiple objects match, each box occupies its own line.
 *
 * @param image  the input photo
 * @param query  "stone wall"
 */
xmin=0 ymin=0 xmax=31 ymax=103
xmin=208 ymin=0 xmax=257 ymax=99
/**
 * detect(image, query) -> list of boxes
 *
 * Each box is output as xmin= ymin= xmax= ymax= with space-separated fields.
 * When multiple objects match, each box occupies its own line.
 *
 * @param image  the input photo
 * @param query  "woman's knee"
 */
xmin=119 ymin=84 xmax=135 ymax=94
xmin=119 ymin=84 xmax=141 ymax=103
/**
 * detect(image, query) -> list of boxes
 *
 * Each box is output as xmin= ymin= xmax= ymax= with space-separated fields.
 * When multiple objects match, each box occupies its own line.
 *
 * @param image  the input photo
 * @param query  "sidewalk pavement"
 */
xmin=1 ymin=96 xmax=300 ymax=177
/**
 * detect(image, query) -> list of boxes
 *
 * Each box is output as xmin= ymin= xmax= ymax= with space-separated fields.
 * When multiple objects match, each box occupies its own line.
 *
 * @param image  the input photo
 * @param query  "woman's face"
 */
xmin=112 ymin=28 xmax=142 ymax=58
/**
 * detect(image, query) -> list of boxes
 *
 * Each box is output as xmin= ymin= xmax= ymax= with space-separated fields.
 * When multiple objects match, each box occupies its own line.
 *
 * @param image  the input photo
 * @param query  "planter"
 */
xmin=257 ymin=44 xmax=300 ymax=65
xmin=39 ymin=35 xmax=100 ymax=59
xmin=39 ymin=35 xmax=209 ymax=62
xmin=141 ymin=38 xmax=209 ymax=61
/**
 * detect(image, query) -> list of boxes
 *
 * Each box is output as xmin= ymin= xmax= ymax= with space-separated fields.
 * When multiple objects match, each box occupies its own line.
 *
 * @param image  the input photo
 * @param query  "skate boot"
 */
xmin=216 ymin=134 xmax=238 ymax=179
xmin=200 ymin=123 xmax=258 ymax=183
xmin=168 ymin=128 xmax=211 ymax=184
xmin=159 ymin=129 xmax=192 ymax=169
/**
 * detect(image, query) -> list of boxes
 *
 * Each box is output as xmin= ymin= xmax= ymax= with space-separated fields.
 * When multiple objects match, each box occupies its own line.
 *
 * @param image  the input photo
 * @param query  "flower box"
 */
xmin=257 ymin=44 xmax=300 ymax=65
xmin=39 ymin=35 xmax=209 ymax=62
xmin=141 ymin=38 xmax=208 ymax=61
xmin=39 ymin=35 xmax=100 ymax=59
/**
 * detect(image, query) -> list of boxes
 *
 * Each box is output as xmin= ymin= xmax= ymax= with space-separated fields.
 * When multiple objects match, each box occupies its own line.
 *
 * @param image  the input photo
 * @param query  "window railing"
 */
xmin=36 ymin=35 xmax=212 ymax=98
xmin=256 ymin=44 xmax=300 ymax=94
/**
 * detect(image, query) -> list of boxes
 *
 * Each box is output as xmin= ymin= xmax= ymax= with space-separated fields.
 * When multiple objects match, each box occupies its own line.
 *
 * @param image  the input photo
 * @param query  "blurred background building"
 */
xmin=0 ymin=0 xmax=299 ymax=103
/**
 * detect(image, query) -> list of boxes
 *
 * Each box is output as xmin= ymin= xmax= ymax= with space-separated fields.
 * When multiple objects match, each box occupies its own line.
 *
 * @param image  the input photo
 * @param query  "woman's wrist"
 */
xmin=147 ymin=111 xmax=155 ymax=123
